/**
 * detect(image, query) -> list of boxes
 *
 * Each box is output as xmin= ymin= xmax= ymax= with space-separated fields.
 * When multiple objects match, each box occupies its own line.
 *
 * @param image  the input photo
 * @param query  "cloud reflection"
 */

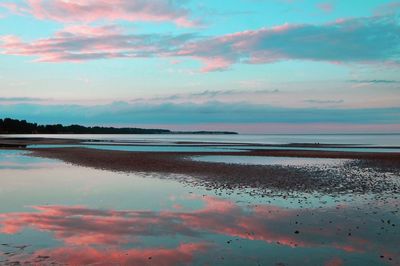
xmin=0 ymin=196 xmax=398 ymax=264
xmin=2 ymin=244 xmax=209 ymax=266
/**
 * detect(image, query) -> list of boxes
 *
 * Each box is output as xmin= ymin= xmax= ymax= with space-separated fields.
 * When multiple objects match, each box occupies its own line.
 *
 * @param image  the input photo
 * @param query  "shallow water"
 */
xmin=0 ymin=150 xmax=399 ymax=265
xmin=27 ymin=144 xmax=242 ymax=153
xmin=235 ymin=145 xmax=400 ymax=153
xmin=4 ymin=133 xmax=400 ymax=146
xmin=191 ymin=155 xmax=350 ymax=167
xmin=27 ymin=143 xmax=400 ymax=153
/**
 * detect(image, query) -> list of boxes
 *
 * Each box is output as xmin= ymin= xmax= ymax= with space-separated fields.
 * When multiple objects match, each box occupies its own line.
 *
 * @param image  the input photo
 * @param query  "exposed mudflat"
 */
xmin=27 ymin=147 xmax=400 ymax=195
xmin=1 ymin=139 xmax=399 ymax=265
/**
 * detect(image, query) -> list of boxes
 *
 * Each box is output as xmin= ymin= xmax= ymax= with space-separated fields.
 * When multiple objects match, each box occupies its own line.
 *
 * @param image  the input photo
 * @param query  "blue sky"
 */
xmin=0 ymin=0 xmax=399 ymax=133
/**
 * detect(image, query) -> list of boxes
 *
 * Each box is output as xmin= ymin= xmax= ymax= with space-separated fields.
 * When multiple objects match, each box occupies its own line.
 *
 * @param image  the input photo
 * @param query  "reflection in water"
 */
xmin=27 ymin=143 xmax=400 ymax=153
xmin=7 ymin=133 xmax=400 ymax=146
xmin=0 ymin=150 xmax=60 ymax=170
xmin=28 ymin=144 xmax=243 ymax=152
xmin=1 ymin=196 xmax=399 ymax=265
xmin=0 ymin=243 xmax=210 ymax=266
xmin=190 ymin=155 xmax=349 ymax=166
xmin=0 ymin=149 xmax=399 ymax=265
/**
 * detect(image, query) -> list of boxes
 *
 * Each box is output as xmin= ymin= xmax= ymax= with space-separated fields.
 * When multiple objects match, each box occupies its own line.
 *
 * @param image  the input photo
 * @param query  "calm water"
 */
xmin=0 ymin=150 xmax=399 ymax=265
xmin=191 ymin=156 xmax=350 ymax=167
xmin=3 ymin=133 xmax=400 ymax=146
xmin=6 ymin=133 xmax=400 ymax=154
xmin=27 ymin=144 xmax=400 ymax=153
xmin=27 ymin=144 xmax=243 ymax=153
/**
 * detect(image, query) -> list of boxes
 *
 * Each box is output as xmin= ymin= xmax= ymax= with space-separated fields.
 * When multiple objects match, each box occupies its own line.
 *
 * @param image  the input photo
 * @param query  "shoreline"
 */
xmin=1 ymin=137 xmax=399 ymax=195
xmin=24 ymin=147 xmax=400 ymax=195
xmin=2 ymin=136 xmax=400 ymax=149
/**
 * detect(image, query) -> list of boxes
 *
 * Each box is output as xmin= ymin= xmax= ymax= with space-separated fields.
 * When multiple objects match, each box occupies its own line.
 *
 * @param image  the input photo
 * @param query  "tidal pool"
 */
xmin=27 ymin=144 xmax=242 ymax=153
xmin=0 ymin=150 xmax=398 ymax=265
xmin=27 ymin=143 xmax=400 ymax=153
xmin=190 ymin=155 xmax=350 ymax=167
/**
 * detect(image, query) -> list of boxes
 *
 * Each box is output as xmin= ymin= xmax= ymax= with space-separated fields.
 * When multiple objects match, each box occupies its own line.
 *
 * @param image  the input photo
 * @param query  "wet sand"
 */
xmin=1 ymin=140 xmax=399 ymax=265
xmin=1 ymin=136 xmax=400 ymax=194
xmin=23 ymin=147 xmax=400 ymax=195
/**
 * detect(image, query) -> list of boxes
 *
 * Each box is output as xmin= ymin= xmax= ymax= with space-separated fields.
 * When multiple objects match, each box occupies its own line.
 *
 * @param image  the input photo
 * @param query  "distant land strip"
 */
xmin=0 ymin=118 xmax=238 ymax=135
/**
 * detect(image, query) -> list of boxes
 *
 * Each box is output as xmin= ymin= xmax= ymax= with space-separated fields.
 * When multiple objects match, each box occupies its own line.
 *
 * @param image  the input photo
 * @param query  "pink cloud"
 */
xmin=1 ymin=16 xmax=399 ymax=71
xmin=317 ymin=2 xmax=334 ymax=13
xmin=177 ymin=16 xmax=400 ymax=70
xmin=0 ymin=2 xmax=27 ymax=14
xmin=0 ymin=25 xmax=192 ymax=62
xmin=198 ymin=57 xmax=234 ymax=72
xmin=3 ymin=0 xmax=197 ymax=27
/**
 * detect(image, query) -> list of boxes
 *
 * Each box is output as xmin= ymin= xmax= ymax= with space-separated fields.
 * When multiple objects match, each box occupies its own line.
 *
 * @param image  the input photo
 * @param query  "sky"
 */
xmin=0 ymin=0 xmax=399 ymax=133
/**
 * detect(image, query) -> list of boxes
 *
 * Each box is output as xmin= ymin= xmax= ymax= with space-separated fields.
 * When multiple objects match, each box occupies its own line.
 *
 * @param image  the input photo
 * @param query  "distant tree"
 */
xmin=0 ymin=118 xmax=172 ymax=134
xmin=0 ymin=118 xmax=237 ymax=135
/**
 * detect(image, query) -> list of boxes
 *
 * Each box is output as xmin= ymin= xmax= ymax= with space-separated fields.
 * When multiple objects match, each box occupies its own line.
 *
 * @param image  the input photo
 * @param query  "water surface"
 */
xmin=27 ymin=143 xmax=400 ymax=153
xmin=0 ymin=150 xmax=399 ymax=265
xmin=191 ymin=155 xmax=350 ymax=167
xmin=4 ymin=133 xmax=400 ymax=146
xmin=27 ymin=144 xmax=242 ymax=153
xmin=13 ymin=133 xmax=400 ymax=153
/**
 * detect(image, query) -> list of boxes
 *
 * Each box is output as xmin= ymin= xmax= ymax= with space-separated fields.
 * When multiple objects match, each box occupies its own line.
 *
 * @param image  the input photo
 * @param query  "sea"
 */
xmin=0 ymin=134 xmax=399 ymax=265
xmin=2 ymin=133 xmax=400 ymax=146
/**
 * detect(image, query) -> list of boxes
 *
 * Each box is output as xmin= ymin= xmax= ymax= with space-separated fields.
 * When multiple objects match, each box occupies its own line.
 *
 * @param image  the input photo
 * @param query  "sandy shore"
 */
xmin=22 ymin=147 xmax=399 ymax=195
xmin=1 ymin=136 xmax=399 ymax=194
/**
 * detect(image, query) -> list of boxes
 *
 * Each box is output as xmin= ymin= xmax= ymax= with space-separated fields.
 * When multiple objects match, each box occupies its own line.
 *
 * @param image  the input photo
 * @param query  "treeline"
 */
xmin=0 ymin=118 xmax=171 ymax=134
xmin=174 ymin=131 xmax=238 ymax=135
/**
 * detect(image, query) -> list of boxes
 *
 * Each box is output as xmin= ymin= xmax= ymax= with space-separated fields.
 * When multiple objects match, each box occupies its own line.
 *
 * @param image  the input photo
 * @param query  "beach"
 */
xmin=1 ymin=136 xmax=399 ymax=194
xmin=0 ymin=135 xmax=399 ymax=265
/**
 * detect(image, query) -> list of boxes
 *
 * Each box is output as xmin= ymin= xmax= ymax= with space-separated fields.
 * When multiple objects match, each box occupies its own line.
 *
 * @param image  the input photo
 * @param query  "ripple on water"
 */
xmin=0 ymin=149 xmax=399 ymax=265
